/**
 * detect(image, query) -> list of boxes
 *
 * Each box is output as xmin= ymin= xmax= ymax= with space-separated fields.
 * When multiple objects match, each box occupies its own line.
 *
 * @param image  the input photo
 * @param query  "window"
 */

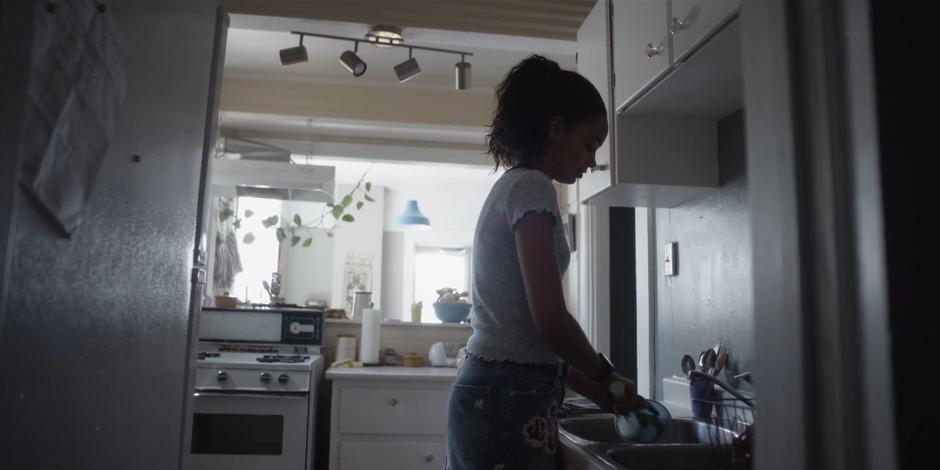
xmin=231 ymin=197 xmax=282 ymax=304
xmin=413 ymin=246 xmax=470 ymax=323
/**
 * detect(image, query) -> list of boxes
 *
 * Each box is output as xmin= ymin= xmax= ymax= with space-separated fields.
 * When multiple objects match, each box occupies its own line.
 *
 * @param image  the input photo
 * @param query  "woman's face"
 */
xmin=543 ymin=114 xmax=608 ymax=184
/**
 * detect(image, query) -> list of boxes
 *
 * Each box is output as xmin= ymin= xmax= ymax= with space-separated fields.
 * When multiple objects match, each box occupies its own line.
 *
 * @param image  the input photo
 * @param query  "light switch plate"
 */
xmin=664 ymin=242 xmax=677 ymax=276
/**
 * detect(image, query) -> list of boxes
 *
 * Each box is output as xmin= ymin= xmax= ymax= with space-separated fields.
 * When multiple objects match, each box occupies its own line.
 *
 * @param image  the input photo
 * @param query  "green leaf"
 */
xmin=302 ymin=238 xmax=313 ymax=247
xmin=276 ymin=227 xmax=287 ymax=243
xmin=219 ymin=208 xmax=234 ymax=222
xmin=325 ymin=231 xmax=334 ymax=238
xmin=365 ymin=182 xmax=372 ymax=192
xmin=331 ymin=206 xmax=344 ymax=219
xmin=293 ymin=214 xmax=302 ymax=226
xmin=291 ymin=235 xmax=301 ymax=247
xmin=342 ymin=214 xmax=355 ymax=222
xmin=364 ymin=194 xmax=375 ymax=202
xmin=216 ymin=231 xmax=222 ymax=245
xmin=244 ymin=210 xmax=254 ymax=218
xmin=341 ymin=195 xmax=353 ymax=208
xmin=233 ymin=219 xmax=241 ymax=230
xmin=262 ymin=215 xmax=279 ymax=228
xmin=242 ymin=233 xmax=255 ymax=244
xmin=356 ymin=201 xmax=364 ymax=210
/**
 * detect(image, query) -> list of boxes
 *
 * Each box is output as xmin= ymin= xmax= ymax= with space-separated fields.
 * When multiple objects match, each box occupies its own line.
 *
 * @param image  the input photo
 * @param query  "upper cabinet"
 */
xmin=669 ymin=0 xmax=740 ymax=62
xmin=576 ymin=0 xmax=615 ymax=202
xmin=577 ymin=0 xmax=742 ymax=207
xmin=611 ymin=0 xmax=670 ymax=111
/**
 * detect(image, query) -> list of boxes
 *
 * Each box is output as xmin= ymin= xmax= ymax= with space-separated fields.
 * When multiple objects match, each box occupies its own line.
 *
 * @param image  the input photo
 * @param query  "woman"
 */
xmin=445 ymin=55 xmax=647 ymax=470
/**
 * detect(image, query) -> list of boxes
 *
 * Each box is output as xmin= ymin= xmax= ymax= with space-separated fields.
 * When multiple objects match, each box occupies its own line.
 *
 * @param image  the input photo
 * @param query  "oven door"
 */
xmin=186 ymin=391 xmax=309 ymax=470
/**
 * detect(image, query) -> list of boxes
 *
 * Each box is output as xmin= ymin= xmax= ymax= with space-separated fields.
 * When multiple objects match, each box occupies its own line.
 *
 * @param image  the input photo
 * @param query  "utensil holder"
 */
xmin=690 ymin=376 xmax=720 ymax=419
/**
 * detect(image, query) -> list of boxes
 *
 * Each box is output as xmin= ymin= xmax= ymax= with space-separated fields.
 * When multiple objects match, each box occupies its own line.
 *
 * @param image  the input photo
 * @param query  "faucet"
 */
xmin=689 ymin=370 xmax=754 ymax=409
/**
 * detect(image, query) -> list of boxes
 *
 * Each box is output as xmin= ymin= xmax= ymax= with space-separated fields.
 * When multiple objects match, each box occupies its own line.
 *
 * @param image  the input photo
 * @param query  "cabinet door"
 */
xmin=670 ymin=0 xmax=739 ymax=62
xmin=577 ymin=0 xmax=614 ymax=202
xmin=611 ymin=0 xmax=670 ymax=110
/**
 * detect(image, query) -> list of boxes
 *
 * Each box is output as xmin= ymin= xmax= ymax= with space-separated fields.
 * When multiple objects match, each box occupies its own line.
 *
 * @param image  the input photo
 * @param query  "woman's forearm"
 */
xmin=538 ymin=308 xmax=605 ymax=378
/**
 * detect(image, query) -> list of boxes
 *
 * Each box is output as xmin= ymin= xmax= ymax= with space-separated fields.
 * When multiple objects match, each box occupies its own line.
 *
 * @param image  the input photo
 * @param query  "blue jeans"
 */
xmin=445 ymin=353 xmax=568 ymax=470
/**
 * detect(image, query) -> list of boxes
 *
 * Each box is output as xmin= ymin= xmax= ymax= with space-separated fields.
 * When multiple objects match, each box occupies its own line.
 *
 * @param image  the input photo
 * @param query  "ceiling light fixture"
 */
xmin=393 ymin=200 xmax=431 ymax=230
xmin=394 ymin=48 xmax=421 ymax=83
xmin=279 ymin=36 xmax=308 ymax=66
xmin=365 ymin=25 xmax=403 ymax=47
xmin=455 ymin=54 xmax=472 ymax=90
xmin=283 ymin=30 xmax=473 ymax=89
xmin=339 ymin=42 xmax=367 ymax=77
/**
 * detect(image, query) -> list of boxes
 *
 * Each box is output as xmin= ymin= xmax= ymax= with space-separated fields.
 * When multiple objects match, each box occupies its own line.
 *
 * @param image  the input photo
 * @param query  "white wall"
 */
xmin=280 ymin=200 xmax=334 ymax=305
xmin=330 ymin=184 xmax=385 ymax=311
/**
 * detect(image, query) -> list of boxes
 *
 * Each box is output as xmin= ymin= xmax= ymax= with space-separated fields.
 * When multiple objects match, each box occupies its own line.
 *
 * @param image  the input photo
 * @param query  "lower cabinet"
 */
xmin=327 ymin=373 xmax=456 ymax=470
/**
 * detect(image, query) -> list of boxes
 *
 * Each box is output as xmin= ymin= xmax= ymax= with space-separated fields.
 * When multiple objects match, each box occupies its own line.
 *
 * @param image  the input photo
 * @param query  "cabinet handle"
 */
xmin=424 ymin=453 xmax=434 ymax=463
xmin=670 ymin=17 xmax=692 ymax=35
xmin=590 ymin=164 xmax=609 ymax=173
xmin=388 ymin=398 xmax=399 ymax=407
xmin=645 ymin=43 xmax=664 ymax=58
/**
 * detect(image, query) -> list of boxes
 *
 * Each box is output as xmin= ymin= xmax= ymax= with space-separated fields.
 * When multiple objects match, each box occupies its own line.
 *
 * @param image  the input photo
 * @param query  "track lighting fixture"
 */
xmin=339 ymin=42 xmax=367 ymax=77
xmin=394 ymin=48 xmax=421 ymax=83
xmin=455 ymin=55 xmax=472 ymax=90
xmin=280 ymin=30 xmax=473 ymax=88
xmin=279 ymin=36 xmax=308 ymax=66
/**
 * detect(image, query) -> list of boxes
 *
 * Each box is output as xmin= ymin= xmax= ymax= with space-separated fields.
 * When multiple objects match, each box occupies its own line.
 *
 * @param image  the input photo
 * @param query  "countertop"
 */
xmin=325 ymin=365 xmax=459 ymax=381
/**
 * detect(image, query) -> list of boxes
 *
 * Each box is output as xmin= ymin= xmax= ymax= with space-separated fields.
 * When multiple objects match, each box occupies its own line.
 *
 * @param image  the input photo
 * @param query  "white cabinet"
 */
xmin=326 ymin=368 xmax=456 ymax=470
xmin=611 ymin=0 xmax=670 ymax=111
xmin=576 ymin=0 xmax=614 ymax=201
xmin=577 ymin=1 xmax=742 ymax=208
xmin=669 ymin=0 xmax=740 ymax=62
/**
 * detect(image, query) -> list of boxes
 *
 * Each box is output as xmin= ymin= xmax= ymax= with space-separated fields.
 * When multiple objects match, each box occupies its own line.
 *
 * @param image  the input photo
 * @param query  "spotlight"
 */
xmin=279 ymin=36 xmax=308 ymax=66
xmin=339 ymin=42 xmax=367 ymax=77
xmin=455 ymin=55 xmax=472 ymax=90
xmin=394 ymin=48 xmax=421 ymax=83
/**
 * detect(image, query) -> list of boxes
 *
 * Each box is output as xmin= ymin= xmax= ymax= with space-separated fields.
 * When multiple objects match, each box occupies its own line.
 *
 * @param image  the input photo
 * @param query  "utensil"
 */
xmin=702 ymin=349 xmax=717 ymax=375
xmin=713 ymin=337 xmax=723 ymax=356
xmin=681 ymin=354 xmax=696 ymax=378
xmin=698 ymin=350 xmax=708 ymax=371
xmin=714 ymin=351 xmax=728 ymax=376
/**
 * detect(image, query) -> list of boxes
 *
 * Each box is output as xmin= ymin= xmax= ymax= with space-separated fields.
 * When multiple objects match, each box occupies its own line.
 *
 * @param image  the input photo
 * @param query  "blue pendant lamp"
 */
xmin=394 ymin=200 xmax=431 ymax=230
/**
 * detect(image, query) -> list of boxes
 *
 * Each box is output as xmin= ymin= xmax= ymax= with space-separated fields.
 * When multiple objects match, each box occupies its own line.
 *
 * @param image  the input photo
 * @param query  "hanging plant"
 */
xmin=217 ymin=167 xmax=375 ymax=248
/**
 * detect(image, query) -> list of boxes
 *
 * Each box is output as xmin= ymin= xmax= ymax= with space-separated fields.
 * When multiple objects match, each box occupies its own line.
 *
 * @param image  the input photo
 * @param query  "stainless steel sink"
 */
xmin=559 ymin=414 xmax=736 ymax=446
xmin=559 ymin=413 xmax=739 ymax=470
xmin=604 ymin=444 xmax=726 ymax=470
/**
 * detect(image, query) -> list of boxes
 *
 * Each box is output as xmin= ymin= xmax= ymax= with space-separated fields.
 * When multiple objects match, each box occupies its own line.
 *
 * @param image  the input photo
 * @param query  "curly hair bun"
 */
xmin=485 ymin=55 xmax=605 ymax=171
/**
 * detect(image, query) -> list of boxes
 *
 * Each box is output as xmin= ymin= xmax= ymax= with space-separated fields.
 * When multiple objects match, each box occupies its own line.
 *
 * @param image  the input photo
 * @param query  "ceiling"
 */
xmin=218 ymin=2 xmax=590 ymax=167
xmin=221 ymin=0 xmax=596 ymax=40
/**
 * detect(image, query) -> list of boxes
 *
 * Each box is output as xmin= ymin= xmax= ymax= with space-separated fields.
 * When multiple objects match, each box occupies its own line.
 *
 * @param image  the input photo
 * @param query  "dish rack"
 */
xmin=689 ymin=371 xmax=755 ymax=470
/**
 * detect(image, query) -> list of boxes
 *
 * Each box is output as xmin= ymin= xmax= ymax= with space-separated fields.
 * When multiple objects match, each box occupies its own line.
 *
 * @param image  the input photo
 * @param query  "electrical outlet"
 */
xmin=664 ymin=242 xmax=677 ymax=276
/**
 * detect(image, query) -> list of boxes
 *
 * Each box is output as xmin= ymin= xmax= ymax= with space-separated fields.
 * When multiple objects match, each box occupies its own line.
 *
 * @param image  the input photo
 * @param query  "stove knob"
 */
xmin=216 ymin=371 xmax=228 ymax=382
xmin=260 ymin=372 xmax=272 ymax=384
xmin=278 ymin=373 xmax=289 ymax=384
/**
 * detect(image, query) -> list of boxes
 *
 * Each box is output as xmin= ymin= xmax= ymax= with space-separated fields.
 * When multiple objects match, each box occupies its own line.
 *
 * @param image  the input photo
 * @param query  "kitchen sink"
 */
xmin=559 ymin=414 xmax=740 ymax=470
xmin=560 ymin=414 xmax=736 ymax=446
xmin=605 ymin=444 xmax=726 ymax=470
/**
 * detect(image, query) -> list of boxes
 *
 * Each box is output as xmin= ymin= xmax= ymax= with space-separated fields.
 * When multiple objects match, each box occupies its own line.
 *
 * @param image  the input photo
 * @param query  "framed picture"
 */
xmin=343 ymin=254 xmax=373 ymax=312
xmin=564 ymin=213 xmax=576 ymax=252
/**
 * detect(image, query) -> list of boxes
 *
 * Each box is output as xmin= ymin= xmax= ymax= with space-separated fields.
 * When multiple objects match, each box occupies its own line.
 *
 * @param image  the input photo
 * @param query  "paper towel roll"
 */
xmin=359 ymin=308 xmax=383 ymax=365
xmin=336 ymin=335 xmax=357 ymax=362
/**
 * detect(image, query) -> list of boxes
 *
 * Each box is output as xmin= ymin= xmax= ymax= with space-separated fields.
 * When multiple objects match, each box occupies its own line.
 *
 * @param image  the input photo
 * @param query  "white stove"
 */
xmin=186 ymin=308 xmax=324 ymax=470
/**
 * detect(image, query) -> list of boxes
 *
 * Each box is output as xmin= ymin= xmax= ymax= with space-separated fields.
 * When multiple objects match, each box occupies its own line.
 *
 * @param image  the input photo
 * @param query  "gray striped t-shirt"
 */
xmin=466 ymin=167 xmax=571 ymax=365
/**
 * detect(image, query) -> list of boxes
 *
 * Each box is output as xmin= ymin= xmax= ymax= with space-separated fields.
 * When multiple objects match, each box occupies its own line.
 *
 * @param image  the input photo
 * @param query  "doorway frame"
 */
xmin=741 ymin=1 xmax=896 ymax=469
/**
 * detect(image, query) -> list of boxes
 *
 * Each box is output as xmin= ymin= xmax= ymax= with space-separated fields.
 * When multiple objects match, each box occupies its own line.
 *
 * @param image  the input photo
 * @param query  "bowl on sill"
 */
xmin=432 ymin=302 xmax=471 ymax=323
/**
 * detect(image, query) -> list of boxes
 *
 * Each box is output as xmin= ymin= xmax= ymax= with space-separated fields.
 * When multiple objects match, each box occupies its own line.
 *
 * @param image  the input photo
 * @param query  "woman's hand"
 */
xmin=592 ymin=372 xmax=647 ymax=415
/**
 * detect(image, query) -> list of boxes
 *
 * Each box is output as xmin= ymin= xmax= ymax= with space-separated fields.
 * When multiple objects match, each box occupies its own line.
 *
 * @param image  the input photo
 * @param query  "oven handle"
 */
xmin=193 ymin=391 xmax=308 ymax=400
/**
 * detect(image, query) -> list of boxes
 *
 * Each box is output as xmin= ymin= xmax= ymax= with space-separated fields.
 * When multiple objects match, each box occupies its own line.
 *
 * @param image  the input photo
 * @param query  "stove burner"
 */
xmin=197 ymin=352 xmax=220 ymax=360
xmin=257 ymin=354 xmax=310 ymax=364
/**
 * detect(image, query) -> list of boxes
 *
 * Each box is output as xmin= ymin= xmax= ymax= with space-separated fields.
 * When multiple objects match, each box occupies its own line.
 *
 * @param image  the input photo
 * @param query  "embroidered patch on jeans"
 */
xmin=522 ymin=403 xmax=559 ymax=453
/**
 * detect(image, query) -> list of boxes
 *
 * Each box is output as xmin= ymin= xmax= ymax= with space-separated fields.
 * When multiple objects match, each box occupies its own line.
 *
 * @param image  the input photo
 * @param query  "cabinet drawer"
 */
xmin=339 ymin=387 xmax=448 ymax=435
xmin=670 ymin=0 xmax=739 ymax=62
xmin=339 ymin=440 xmax=444 ymax=470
